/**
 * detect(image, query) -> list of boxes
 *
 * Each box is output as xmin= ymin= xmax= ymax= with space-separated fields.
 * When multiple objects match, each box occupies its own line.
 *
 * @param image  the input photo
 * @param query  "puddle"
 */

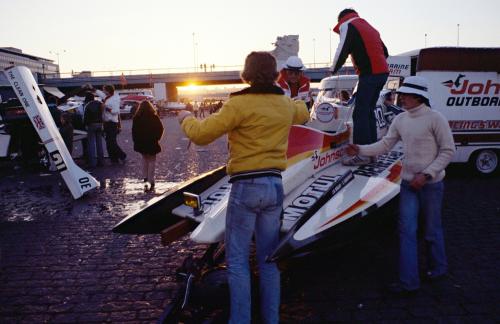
xmin=6 ymin=212 xmax=34 ymax=222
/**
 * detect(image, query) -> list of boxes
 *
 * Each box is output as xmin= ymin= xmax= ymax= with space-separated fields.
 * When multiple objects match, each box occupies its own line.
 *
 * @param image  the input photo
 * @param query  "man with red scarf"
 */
xmin=277 ymin=56 xmax=311 ymax=109
xmin=331 ymin=8 xmax=389 ymax=165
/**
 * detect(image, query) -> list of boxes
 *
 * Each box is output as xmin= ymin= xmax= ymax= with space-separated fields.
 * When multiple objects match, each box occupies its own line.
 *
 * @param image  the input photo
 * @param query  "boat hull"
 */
xmin=113 ymin=124 xmax=404 ymax=262
xmin=112 ymin=166 xmax=226 ymax=234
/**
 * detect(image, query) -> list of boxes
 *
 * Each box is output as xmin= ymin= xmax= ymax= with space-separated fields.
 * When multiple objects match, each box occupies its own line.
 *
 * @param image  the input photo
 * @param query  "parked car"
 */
xmin=120 ymin=95 xmax=155 ymax=118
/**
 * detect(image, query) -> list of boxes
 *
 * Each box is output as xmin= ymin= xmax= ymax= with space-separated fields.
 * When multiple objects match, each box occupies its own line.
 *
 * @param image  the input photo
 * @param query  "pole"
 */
xmin=49 ymin=50 xmax=65 ymax=76
xmin=192 ymin=33 xmax=196 ymax=72
xmin=425 ymin=33 xmax=427 ymax=48
xmin=195 ymin=42 xmax=199 ymax=71
xmin=313 ymin=38 xmax=316 ymax=68
xmin=329 ymin=29 xmax=332 ymax=64
xmin=457 ymin=24 xmax=460 ymax=46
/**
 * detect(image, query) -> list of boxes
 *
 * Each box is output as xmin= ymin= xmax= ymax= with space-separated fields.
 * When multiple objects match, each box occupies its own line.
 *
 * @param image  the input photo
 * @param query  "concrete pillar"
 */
xmin=153 ymin=83 xmax=178 ymax=102
xmin=166 ymin=84 xmax=178 ymax=102
xmin=153 ymin=83 xmax=167 ymax=102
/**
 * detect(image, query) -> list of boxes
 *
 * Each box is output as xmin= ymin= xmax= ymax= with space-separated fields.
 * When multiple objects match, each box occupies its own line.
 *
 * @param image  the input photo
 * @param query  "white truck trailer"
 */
xmin=392 ymin=47 xmax=500 ymax=175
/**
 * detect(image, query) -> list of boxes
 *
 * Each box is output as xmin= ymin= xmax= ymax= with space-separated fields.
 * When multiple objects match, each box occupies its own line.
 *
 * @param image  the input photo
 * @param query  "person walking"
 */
xmin=83 ymin=92 xmax=105 ymax=167
xmin=132 ymin=100 xmax=164 ymax=191
xmin=96 ymin=85 xmax=127 ymax=164
xmin=177 ymin=51 xmax=309 ymax=324
xmin=331 ymin=8 xmax=390 ymax=165
xmin=346 ymin=76 xmax=456 ymax=294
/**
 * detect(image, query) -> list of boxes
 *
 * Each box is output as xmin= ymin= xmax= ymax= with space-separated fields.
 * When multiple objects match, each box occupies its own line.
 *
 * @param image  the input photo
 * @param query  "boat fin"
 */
xmin=4 ymin=66 xmax=99 ymax=199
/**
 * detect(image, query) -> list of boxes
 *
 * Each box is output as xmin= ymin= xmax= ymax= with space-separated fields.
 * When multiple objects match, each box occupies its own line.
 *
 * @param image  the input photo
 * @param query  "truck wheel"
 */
xmin=472 ymin=149 xmax=498 ymax=176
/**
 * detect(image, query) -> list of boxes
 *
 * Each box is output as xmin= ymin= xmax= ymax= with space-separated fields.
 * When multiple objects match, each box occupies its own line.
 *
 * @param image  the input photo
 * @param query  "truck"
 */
xmin=391 ymin=47 xmax=500 ymax=175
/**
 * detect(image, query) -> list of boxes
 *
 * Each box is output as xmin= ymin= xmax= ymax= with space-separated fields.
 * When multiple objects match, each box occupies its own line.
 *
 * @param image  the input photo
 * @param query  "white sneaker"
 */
xmin=342 ymin=155 xmax=372 ymax=166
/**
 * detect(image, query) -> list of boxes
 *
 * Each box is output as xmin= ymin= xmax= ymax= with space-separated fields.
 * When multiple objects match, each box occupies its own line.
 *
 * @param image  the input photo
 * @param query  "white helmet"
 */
xmin=283 ymin=56 xmax=305 ymax=71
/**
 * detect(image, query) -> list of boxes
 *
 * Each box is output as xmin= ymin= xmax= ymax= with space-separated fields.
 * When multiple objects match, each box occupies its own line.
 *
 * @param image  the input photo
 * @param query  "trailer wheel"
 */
xmin=471 ymin=149 xmax=498 ymax=176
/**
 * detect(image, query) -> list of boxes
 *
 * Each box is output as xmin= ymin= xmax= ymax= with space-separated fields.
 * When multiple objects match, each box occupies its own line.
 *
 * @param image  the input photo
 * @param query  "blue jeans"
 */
xmin=103 ymin=121 xmax=126 ymax=162
xmin=86 ymin=123 xmax=104 ymax=167
xmin=398 ymin=180 xmax=448 ymax=290
xmin=225 ymin=176 xmax=283 ymax=324
xmin=353 ymin=73 xmax=388 ymax=145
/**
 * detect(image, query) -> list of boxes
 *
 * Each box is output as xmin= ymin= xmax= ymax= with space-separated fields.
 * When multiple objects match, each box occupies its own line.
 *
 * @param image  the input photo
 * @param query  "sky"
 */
xmin=1 ymin=0 xmax=499 ymax=75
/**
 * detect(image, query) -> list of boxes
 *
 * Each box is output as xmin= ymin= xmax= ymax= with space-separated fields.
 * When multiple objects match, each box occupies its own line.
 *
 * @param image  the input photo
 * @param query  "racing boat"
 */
xmin=112 ymin=82 xmax=403 ymax=322
xmin=113 ymin=97 xmax=404 ymax=261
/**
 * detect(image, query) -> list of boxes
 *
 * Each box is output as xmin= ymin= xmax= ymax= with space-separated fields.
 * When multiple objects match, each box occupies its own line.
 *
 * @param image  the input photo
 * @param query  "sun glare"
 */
xmin=181 ymin=83 xmax=200 ymax=92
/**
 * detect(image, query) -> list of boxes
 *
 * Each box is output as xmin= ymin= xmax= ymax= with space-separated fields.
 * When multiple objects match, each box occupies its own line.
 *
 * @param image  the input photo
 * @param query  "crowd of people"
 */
xmin=50 ymin=7 xmax=455 ymax=322
xmin=185 ymin=99 xmax=223 ymax=118
xmin=56 ymin=84 xmax=163 ymax=191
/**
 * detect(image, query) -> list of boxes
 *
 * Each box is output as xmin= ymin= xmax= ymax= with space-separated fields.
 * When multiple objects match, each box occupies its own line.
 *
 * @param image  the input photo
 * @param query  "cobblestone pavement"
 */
xmin=0 ymin=116 xmax=499 ymax=323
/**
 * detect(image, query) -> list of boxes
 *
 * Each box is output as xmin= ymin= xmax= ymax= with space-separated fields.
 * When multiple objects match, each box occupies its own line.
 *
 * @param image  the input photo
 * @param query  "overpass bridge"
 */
xmin=41 ymin=66 xmax=355 ymax=101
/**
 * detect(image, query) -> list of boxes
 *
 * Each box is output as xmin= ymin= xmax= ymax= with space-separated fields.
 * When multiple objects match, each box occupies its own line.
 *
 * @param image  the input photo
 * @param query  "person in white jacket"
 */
xmin=346 ymin=76 xmax=455 ymax=294
xmin=96 ymin=85 xmax=126 ymax=163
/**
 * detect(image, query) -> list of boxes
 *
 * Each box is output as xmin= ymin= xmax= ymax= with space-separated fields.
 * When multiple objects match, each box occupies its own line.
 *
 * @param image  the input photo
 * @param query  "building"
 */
xmin=0 ymin=47 xmax=59 ymax=78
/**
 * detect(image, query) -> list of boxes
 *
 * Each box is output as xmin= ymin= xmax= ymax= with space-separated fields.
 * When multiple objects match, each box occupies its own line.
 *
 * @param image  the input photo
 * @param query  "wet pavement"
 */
xmin=0 ymin=115 xmax=499 ymax=323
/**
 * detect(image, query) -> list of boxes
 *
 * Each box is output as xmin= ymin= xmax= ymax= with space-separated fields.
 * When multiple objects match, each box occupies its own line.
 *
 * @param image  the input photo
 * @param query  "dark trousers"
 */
xmin=103 ymin=121 xmax=126 ymax=162
xmin=353 ymin=73 xmax=388 ymax=145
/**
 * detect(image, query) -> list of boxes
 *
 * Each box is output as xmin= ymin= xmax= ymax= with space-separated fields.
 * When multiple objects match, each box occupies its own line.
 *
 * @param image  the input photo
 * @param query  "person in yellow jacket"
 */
xmin=178 ymin=51 xmax=309 ymax=324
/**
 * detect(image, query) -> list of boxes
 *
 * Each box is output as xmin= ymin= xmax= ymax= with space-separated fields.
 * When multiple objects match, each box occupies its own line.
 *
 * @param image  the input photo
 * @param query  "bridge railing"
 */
xmin=43 ymin=61 xmax=341 ymax=79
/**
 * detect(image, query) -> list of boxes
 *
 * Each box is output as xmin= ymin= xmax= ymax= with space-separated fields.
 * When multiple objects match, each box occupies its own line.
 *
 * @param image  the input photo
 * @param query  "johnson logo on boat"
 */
xmin=315 ymin=103 xmax=338 ymax=123
xmin=442 ymin=74 xmax=500 ymax=107
xmin=312 ymin=148 xmax=343 ymax=170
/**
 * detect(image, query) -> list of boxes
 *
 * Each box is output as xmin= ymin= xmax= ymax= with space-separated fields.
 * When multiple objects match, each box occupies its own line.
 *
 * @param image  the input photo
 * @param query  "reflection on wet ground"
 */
xmin=102 ymin=177 xmax=178 ymax=195
xmin=0 ymin=117 xmax=227 ymax=226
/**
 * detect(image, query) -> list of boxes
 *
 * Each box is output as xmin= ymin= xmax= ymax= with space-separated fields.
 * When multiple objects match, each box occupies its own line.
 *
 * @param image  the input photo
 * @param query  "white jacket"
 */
xmin=96 ymin=90 xmax=120 ymax=123
xmin=359 ymin=104 xmax=455 ymax=182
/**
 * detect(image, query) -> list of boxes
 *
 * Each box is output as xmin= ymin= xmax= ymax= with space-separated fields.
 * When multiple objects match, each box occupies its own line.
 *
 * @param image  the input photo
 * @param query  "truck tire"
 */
xmin=471 ymin=149 xmax=498 ymax=176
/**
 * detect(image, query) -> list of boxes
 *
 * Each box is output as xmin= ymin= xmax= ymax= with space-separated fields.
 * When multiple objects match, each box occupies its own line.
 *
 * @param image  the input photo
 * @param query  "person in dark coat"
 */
xmin=132 ymin=100 xmax=164 ymax=191
xmin=60 ymin=112 xmax=74 ymax=155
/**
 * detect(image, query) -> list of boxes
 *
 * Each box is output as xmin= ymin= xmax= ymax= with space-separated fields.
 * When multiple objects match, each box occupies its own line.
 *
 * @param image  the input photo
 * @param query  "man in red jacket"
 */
xmin=277 ymin=56 xmax=311 ymax=108
xmin=331 ymin=8 xmax=389 ymax=165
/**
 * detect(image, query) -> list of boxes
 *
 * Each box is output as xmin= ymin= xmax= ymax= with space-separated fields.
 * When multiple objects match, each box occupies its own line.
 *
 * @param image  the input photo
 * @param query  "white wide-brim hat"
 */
xmin=283 ymin=56 xmax=305 ymax=71
xmin=396 ymin=76 xmax=430 ymax=100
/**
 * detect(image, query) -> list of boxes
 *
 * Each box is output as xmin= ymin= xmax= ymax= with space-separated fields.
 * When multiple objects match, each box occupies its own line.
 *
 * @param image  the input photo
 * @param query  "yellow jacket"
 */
xmin=181 ymin=86 xmax=310 ymax=175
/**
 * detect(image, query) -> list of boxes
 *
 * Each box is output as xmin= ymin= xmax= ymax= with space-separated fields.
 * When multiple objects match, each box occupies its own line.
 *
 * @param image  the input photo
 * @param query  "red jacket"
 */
xmin=276 ymin=70 xmax=311 ymax=101
xmin=332 ymin=12 xmax=389 ymax=76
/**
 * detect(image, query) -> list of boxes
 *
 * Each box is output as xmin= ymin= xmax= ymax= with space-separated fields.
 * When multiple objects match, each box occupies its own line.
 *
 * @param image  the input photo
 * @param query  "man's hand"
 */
xmin=409 ymin=173 xmax=428 ymax=191
xmin=177 ymin=110 xmax=192 ymax=124
xmin=345 ymin=144 xmax=360 ymax=156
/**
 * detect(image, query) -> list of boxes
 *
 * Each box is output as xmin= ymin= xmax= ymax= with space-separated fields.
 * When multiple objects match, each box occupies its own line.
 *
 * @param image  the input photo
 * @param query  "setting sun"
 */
xmin=179 ymin=83 xmax=200 ymax=92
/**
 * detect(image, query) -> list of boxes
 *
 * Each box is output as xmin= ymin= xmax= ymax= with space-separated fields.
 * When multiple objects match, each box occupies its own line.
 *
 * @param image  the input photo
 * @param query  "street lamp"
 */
xmin=329 ymin=29 xmax=332 ymax=64
xmin=192 ymin=33 xmax=196 ymax=72
xmin=313 ymin=38 xmax=316 ymax=68
xmin=195 ymin=42 xmax=199 ymax=72
xmin=49 ymin=49 xmax=66 ymax=75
